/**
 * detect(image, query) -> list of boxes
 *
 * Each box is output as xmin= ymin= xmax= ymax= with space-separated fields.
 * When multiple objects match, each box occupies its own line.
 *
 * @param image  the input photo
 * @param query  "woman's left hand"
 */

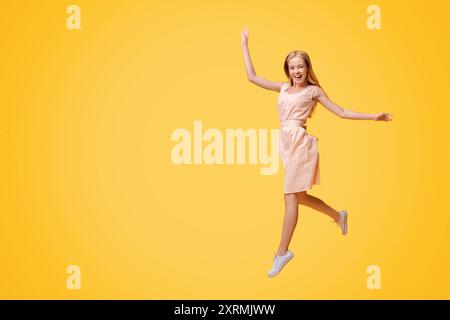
xmin=374 ymin=112 xmax=393 ymax=121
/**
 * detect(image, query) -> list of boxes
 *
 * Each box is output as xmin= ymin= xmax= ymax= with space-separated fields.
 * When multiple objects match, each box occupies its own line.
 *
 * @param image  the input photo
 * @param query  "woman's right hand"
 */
xmin=241 ymin=26 xmax=249 ymax=47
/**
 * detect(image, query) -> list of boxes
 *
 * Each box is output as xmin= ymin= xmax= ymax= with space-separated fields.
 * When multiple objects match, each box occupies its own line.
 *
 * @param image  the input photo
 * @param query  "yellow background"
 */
xmin=1 ymin=0 xmax=449 ymax=299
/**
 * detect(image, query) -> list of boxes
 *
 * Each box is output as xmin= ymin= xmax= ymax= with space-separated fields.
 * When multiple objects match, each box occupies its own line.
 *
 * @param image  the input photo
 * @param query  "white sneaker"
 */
xmin=267 ymin=250 xmax=294 ymax=278
xmin=336 ymin=210 xmax=348 ymax=235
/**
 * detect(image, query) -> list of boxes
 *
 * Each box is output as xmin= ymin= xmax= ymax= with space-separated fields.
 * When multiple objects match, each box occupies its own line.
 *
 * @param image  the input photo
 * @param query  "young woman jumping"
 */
xmin=240 ymin=26 xmax=393 ymax=278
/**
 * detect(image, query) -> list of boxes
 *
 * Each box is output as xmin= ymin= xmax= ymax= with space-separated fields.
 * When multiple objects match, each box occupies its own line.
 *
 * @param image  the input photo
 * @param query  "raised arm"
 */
xmin=314 ymin=87 xmax=393 ymax=121
xmin=241 ymin=27 xmax=285 ymax=92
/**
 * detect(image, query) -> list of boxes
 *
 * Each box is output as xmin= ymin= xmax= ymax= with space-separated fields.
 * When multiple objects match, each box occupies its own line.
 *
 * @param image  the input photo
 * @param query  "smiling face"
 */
xmin=288 ymin=56 xmax=308 ymax=86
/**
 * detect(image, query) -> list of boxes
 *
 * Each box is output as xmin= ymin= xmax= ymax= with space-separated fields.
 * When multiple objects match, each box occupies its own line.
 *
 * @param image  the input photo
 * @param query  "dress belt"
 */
xmin=280 ymin=119 xmax=307 ymax=130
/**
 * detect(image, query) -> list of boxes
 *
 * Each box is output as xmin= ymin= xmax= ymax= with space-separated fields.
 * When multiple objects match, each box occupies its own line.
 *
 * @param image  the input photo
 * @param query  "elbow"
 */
xmin=247 ymin=74 xmax=257 ymax=83
xmin=339 ymin=110 xmax=347 ymax=119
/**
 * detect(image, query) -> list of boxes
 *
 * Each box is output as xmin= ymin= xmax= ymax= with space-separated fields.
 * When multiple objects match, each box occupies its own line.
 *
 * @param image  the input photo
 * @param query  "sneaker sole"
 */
xmin=267 ymin=253 xmax=294 ymax=278
xmin=342 ymin=211 xmax=348 ymax=235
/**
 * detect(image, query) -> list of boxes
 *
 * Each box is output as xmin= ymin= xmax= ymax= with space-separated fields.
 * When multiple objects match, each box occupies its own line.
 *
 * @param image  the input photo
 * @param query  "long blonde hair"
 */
xmin=283 ymin=50 xmax=321 ymax=118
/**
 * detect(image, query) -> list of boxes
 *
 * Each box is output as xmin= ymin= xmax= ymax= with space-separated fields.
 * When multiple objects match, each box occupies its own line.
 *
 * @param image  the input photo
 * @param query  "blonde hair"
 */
xmin=283 ymin=50 xmax=321 ymax=118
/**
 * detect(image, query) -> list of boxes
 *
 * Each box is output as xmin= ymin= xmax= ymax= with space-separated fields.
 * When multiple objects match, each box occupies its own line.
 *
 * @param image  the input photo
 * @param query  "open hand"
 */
xmin=241 ymin=26 xmax=249 ymax=46
xmin=374 ymin=112 xmax=393 ymax=121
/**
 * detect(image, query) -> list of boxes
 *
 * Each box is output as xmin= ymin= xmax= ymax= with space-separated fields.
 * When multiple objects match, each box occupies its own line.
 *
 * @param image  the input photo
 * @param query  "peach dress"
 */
xmin=277 ymin=83 xmax=321 ymax=194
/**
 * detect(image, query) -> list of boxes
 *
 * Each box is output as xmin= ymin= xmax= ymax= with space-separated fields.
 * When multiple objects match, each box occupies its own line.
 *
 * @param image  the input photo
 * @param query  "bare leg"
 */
xmin=276 ymin=193 xmax=298 ymax=256
xmin=297 ymin=191 xmax=340 ymax=222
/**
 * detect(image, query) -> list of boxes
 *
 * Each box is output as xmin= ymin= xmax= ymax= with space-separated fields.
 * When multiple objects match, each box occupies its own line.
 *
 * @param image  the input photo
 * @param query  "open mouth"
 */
xmin=293 ymin=75 xmax=303 ymax=80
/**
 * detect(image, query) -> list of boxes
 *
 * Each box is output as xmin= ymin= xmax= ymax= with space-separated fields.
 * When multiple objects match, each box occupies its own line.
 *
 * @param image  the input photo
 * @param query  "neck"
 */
xmin=292 ymin=81 xmax=308 ymax=88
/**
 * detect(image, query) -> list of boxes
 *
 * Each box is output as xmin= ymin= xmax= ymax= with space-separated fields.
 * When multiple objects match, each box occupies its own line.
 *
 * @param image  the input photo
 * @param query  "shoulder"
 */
xmin=280 ymin=82 xmax=290 ymax=92
xmin=310 ymin=86 xmax=324 ymax=100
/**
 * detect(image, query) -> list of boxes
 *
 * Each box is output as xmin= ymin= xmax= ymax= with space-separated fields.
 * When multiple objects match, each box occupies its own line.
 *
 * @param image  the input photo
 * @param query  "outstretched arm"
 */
xmin=315 ymin=87 xmax=393 ymax=121
xmin=241 ymin=27 xmax=285 ymax=92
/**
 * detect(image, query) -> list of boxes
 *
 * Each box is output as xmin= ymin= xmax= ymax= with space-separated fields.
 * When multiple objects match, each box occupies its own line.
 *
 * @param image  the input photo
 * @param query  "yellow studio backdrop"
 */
xmin=1 ymin=0 xmax=449 ymax=299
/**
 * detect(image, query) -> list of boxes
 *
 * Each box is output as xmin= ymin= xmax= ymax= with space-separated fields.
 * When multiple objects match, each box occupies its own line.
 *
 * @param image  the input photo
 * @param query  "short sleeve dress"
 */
xmin=277 ymin=83 xmax=321 ymax=194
